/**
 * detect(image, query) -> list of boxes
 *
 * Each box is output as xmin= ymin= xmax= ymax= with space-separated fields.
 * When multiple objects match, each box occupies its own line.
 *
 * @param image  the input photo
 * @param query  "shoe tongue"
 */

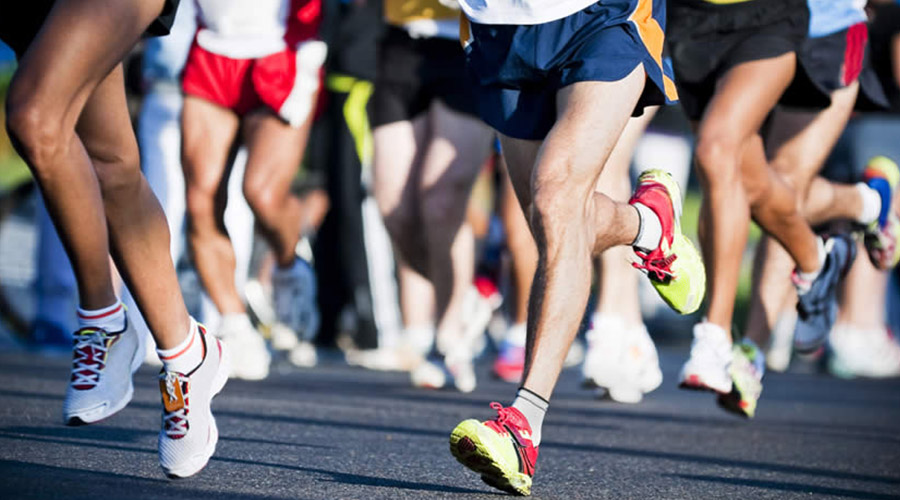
xmin=502 ymin=406 xmax=531 ymax=432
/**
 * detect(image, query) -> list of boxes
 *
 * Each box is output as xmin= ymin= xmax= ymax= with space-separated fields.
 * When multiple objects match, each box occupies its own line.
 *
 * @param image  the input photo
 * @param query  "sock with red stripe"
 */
xmin=512 ymin=387 xmax=549 ymax=446
xmin=77 ymin=300 xmax=126 ymax=333
xmin=157 ymin=318 xmax=204 ymax=374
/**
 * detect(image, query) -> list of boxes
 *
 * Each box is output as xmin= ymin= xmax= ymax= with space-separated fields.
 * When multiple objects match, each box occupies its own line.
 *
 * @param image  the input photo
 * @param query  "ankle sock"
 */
xmin=631 ymin=203 xmax=662 ymax=252
xmin=856 ymin=182 xmax=882 ymax=226
xmin=77 ymin=300 xmax=126 ymax=333
xmin=512 ymin=387 xmax=549 ymax=446
xmin=795 ymin=238 xmax=827 ymax=292
xmin=157 ymin=318 xmax=205 ymax=374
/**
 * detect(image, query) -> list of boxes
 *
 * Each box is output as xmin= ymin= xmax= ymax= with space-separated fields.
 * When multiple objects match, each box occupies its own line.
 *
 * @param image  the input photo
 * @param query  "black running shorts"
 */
xmin=667 ymin=0 xmax=809 ymax=121
xmin=371 ymin=26 xmax=479 ymax=128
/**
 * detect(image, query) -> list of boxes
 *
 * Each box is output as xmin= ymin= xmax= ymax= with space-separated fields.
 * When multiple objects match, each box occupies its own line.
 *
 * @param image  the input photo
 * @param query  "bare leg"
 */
xmin=595 ymin=109 xmax=656 ymax=326
xmin=503 ymin=67 xmax=646 ymax=399
xmin=744 ymin=83 xmax=859 ymax=347
xmin=181 ymin=96 xmax=242 ymax=315
xmin=372 ymin=116 xmax=429 ymax=273
xmin=5 ymin=0 xmax=190 ymax=348
xmin=241 ymin=110 xmax=313 ymax=267
xmin=499 ymin=158 xmax=537 ymax=326
xmin=694 ymin=54 xmax=818 ymax=335
xmin=418 ymin=101 xmax=493 ymax=353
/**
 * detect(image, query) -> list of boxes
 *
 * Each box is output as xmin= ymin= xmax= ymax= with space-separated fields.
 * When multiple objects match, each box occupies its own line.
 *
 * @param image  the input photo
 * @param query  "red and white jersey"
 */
xmin=194 ymin=0 xmax=321 ymax=59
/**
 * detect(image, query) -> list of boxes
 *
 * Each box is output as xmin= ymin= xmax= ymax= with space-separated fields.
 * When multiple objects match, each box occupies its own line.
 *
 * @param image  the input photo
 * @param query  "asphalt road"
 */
xmin=1 ymin=346 xmax=899 ymax=500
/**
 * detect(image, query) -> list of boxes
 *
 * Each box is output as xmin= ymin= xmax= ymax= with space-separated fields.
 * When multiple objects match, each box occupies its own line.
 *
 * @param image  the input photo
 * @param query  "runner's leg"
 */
xmin=181 ymin=96 xmax=242 ymax=315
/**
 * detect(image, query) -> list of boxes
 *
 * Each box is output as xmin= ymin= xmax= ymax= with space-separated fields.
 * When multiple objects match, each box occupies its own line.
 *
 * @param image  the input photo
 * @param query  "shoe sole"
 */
xmin=678 ymin=373 xmax=731 ymax=395
xmin=64 ymin=336 xmax=144 ymax=426
xmin=716 ymin=390 xmax=753 ymax=418
xmin=162 ymin=340 xmax=231 ymax=479
xmin=449 ymin=420 xmax=531 ymax=496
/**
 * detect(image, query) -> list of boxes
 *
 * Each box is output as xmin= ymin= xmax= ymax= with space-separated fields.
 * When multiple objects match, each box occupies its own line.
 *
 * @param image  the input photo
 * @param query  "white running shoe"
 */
xmin=273 ymin=258 xmax=320 ymax=344
xmin=270 ymin=322 xmax=300 ymax=352
xmin=158 ymin=325 xmax=229 ymax=478
xmin=829 ymin=324 xmax=900 ymax=378
xmin=583 ymin=315 xmax=662 ymax=403
xmin=288 ymin=340 xmax=318 ymax=368
xmin=766 ymin=310 xmax=797 ymax=373
xmin=217 ymin=314 xmax=270 ymax=381
xmin=679 ymin=322 xmax=733 ymax=394
xmin=63 ymin=316 xmax=143 ymax=425
xmin=410 ymin=360 xmax=447 ymax=390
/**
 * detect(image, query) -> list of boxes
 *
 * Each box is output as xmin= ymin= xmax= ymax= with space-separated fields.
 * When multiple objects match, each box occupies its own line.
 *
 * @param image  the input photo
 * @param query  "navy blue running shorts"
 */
xmin=463 ymin=0 xmax=678 ymax=141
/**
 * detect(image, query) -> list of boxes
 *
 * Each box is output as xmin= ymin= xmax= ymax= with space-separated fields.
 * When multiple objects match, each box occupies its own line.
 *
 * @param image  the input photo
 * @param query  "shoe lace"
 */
xmin=71 ymin=328 xmax=112 ymax=389
xmin=490 ymin=402 xmax=511 ymax=425
xmin=632 ymin=248 xmax=677 ymax=283
xmin=161 ymin=371 xmax=190 ymax=438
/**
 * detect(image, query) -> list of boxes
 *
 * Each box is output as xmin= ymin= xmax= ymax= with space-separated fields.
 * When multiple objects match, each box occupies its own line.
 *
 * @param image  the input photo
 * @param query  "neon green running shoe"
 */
xmin=450 ymin=403 xmax=537 ymax=496
xmin=718 ymin=342 xmax=763 ymax=418
xmin=629 ymin=170 xmax=706 ymax=314
xmin=862 ymin=156 xmax=900 ymax=270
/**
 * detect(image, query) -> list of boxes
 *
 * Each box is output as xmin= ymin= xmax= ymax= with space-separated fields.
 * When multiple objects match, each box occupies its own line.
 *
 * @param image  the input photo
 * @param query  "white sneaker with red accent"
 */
xmin=63 ymin=316 xmax=142 ymax=425
xmin=679 ymin=322 xmax=733 ymax=394
xmin=158 ymin=325 xmax=230 ymax=478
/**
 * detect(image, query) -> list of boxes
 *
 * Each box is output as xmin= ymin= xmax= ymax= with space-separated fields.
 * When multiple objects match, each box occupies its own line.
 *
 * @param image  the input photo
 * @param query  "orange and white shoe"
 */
xmin=158 ymin=325 xmax=229 ymax=478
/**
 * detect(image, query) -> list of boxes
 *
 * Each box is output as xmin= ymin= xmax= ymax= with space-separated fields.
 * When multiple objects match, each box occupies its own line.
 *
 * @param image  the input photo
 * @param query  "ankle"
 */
xmin=77 ymin=300 xmax=126 ymax=333
xmin=512 ymin=387 xmax=549 ymax=446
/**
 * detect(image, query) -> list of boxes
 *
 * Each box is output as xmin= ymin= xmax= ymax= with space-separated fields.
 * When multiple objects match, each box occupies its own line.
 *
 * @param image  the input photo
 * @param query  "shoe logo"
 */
xmin=160 ymin=377 xmax=186 ymax=412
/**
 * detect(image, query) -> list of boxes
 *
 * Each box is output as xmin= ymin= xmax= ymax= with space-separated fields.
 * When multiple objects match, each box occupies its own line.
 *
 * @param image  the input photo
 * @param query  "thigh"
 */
xmin=419 ymin=101 xmax=493 ymax=195
xmin=765 ymin=82 xmax=859 ymax=189
xmin=240 ymin=110 xmax=309 ymax=194
xmin=11 ymin=0 xmax=167 ymax=129
xmin=75 ymin=64 xmax=139 ymax=168
xmin=372 ymin=115 xmax=428 ymax=217
xmin=698 ymin=53 xmax=797 ymax=149
xmin=181 ymin=96 xmax=240 ymax=193
xmin=534 ymin=66 xmax=647 ymax=203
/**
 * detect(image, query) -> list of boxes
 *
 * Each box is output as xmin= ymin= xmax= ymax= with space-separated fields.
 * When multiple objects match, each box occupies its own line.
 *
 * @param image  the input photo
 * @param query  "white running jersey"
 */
xmin=457 ymin=0 xmax=598 ymax=25
xmin=195 ymin=0 xmax=319 ymax=59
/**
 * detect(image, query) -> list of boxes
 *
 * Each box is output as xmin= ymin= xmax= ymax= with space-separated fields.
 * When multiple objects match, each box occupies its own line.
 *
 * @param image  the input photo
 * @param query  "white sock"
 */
xmin=504 ymin=323 xmax=527 ymax=347
xmin=77 ymin=300 xmax=126 ymax=332
xmin=157 ymin=318 xmax=205 ymax=374
xmin=795 ymin=238 xmax=827 ymax=293
xmin=512 ymin=387 xmax=549 ymax=446
xmin=856 ymin=182 xmax=882 ymax=226
xmin=631 ymin=203 xmax=662 ymax=252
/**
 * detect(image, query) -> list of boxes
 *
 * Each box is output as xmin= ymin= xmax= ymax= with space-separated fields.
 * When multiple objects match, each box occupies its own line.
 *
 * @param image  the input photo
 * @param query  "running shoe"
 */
xmin=601 ymin=324 xmax=663 ymax=403
xmin=679 ymin=322 xmax=733 ymax=394
xmin=629 ymin=170 xmax=705 ymax=315
xmin=828 ymin=324 xmax=900 ymax=378
xmin=63 ymin=316 xmax=142 ymax=425
xmin=862 ymin=156 xmax=900 ymax=270
xmin=217 ymin=314 xmax=270 ymax=381
xmin=493 ymin=323 xmax=526 ymax=384
xmin=450 ymin=403 xmax=538 ymax=496
xmin=273 ymin=258 xmax=320 ymax=344
xmin=288 ymin=340 xmax=318 ymax=368
xmin=158 ymin=324 xmax=229 ymax=478
xmin=718 ymin=342 xmax=763 ymax=418
xmin=765 ymin=310 xmax=797 ymax=373
xmin=793 ymin=235 xmax=857 ymax=353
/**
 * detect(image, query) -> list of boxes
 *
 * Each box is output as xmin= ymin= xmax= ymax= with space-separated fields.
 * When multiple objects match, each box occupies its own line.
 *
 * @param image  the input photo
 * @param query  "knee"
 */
xmin=694 ymin=135 xmax=741 ymax=190
xmin=381 ymin=204 xmax=416 ymax=242
xmin=185 ymin=179 xmax=218 ymax=226
xmin=242 ymin=181 xmax=281 ymax=221
xmin=5 ymin=90 xmax=65 ymax=177
xmin=92 ymin=144 xmax=142 ymax=200
xmin=531 ymin=179 xmax=586 ymax=247
xmin=420 ymin=177 xmax=471 ymax=228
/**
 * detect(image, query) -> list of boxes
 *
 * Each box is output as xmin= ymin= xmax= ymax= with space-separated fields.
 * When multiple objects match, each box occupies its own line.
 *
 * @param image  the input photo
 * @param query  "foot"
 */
xmin=718 ymin=342 xmax=763 ymax=418
xmin=158 ymin=324 xmax=229 ymax=478
xmin=765 ymin=310 xmax=797 ymax=373
xmin=450 ymin=403 xmax=538 ymax=496
xmin=629 ymin=170 xmax=705 ymax=315
xmin=288 ymin=340 xmax=318 ymax=368
xmin=63 ymin=316 xmax=142 ymax=425
xmin=679 ymin=322 xmax=733 ymax=394
xmin=862 ymin=156 xmax=900 ymax=270
xmin=828 ymin=324 xmax=900 ymax=378
xmin=793 ymin=235 xmax=857 ymax=353
xmin=583 ymin=316 xmax=662 ymax=403
xmin=410 ymin=358 xmax=477 ymax=393
xmin=273 ymin=258 xmax=320 ymax=345
xmin=217 ymin=314 xmax=270 ymax=381
xmin=493 ymin=324 xmax=525 ymax=384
